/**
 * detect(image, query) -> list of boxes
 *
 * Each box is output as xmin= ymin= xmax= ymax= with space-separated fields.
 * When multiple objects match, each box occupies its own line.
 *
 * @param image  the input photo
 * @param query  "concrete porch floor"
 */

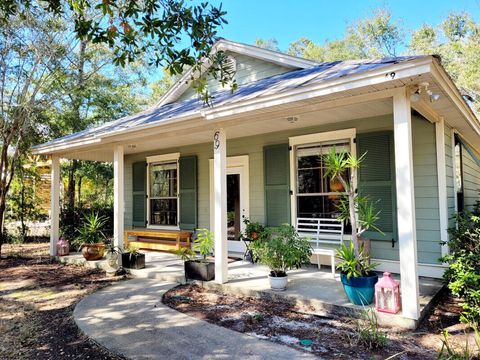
xmin=58 ymin=250 xmax=443 ymax=329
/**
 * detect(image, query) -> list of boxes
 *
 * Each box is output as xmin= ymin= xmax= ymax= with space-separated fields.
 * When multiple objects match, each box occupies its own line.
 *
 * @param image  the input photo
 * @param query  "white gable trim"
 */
xmin=155 ymin=39 xmax=318 ymax=108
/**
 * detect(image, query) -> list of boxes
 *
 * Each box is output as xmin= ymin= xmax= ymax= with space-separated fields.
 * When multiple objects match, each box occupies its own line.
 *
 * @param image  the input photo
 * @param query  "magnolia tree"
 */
xmin=324 ymin=149 xmax=381 ymax=261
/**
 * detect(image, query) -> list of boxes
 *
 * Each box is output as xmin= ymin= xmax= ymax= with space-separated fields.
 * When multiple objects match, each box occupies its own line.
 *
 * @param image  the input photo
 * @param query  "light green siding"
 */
xmin=177 ymin=52 xmax=294 ymax=102
xmin=462 ymin=142 xmax=480 ymax=211
xmin=412 ymin=116 xmax=442 ymax=264
xmin=444 ymin=124 xmax=456 ymax=229
xmin=123 ymin=113 xmax=444 ymax=264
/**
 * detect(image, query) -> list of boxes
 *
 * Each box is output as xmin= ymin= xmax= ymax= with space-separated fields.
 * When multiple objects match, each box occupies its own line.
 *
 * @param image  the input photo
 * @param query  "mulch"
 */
xmin=0 ymin=243 xmax=126 ymax=360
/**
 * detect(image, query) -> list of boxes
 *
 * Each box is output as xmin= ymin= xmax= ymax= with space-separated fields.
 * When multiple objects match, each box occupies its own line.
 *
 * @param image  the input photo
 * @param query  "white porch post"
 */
xmin=393 ymin=88 xmax=420 ymax=320
xmin=435 ymin=117 xmax=449 ymax=256
xmin=113 ymin=145 xmax=124 ymax=249
xmin=49 ymin=156 xmax=60 ymax=256
xmin=213 ymin=128 xmax=228 ymax=284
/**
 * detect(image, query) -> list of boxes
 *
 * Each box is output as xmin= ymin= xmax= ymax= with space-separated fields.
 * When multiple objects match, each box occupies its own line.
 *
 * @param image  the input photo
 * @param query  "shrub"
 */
xmin=60 ymin=204 xmax=113 ymax=241
xmin=349 ymin=308 xmax=388 ymax=350
xmin=250 ymin=224 xmax=312 ymax=277
xmin=441 ymin=212 xmax=480 ymax=327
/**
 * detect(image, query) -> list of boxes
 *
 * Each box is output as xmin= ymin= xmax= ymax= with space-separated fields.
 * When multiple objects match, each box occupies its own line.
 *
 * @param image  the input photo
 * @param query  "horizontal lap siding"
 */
xmin=412 ymin=116 xmax=442 ymax=264
xmin=444 ymin=124 xmax=456 ymax=229
xmin=177 ymin=53 xmax=293 ymax=102
xmin=462 ymin=144 xmax=480 ymax=211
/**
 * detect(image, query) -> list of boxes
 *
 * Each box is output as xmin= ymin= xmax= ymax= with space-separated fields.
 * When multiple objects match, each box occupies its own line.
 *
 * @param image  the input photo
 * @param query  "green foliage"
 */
xmin=255 ymin=38 xmax=280 ymax=52
xmin=438 ymin=328 xmax=480 ymax=360
xmin=241 ymin=216 xmax=270 ymax=242
xmin=441 ymin=212 xmax=480 ymax=327
xmin=350 ymin=308 xmax=388 ymax=350
xmin=173 ymin=247 xmax=195 ymax=262
xmin=336 ymin=243 xmax=378 ymax=279
xmin=74 ymin=212 xmax=107 ymax=247
xmin=60 ymin=205 xmax=113 ymax=241
xmin=250 ymin=224 xmax=312 ymax=277
xmin=193 ymin=229 xmax=214 ymax=261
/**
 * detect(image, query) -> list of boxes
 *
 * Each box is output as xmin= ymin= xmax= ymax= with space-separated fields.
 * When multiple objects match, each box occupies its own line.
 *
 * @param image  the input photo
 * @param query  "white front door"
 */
xmin=210 ymin=156 xmax=249 ymax=254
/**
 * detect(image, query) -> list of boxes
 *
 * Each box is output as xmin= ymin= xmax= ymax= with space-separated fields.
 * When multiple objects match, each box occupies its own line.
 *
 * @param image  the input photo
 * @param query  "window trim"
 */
xmin=146 ymin=152 xmax=180 ymax=230
xmin=289 ymin=128 xmax=357 ymax=225
xmin=454 ymin=134 xmax=465 ymax=212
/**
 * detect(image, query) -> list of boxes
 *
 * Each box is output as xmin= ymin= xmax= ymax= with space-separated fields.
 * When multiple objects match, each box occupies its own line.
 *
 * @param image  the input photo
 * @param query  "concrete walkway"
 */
xmin=74 ymin=278 xmax=317 ymax=360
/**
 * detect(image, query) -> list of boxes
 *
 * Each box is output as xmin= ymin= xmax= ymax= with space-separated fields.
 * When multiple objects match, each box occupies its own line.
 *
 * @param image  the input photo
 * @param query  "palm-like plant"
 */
xmin=75 ymin=212 xmax=107 ymax=246
xmin=324 ymin=148 xmax=382 ymax=275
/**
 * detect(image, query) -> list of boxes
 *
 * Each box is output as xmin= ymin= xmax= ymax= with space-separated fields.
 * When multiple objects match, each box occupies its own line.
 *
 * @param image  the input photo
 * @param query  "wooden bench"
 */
xmin=124 ymin=229 xmax=192 ymax=252
xmin=296 ymin=217 xmax=344 ymax=277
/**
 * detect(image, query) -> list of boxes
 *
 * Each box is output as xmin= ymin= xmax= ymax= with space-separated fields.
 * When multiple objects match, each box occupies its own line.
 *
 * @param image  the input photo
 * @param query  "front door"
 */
xmin=209 ymin=156 xmax=249 ymax=254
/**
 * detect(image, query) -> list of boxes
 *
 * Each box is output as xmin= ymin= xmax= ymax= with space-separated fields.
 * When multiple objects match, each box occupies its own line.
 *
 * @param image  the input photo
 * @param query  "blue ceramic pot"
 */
xmin=340 ymin=272 xmax=379 ymax=305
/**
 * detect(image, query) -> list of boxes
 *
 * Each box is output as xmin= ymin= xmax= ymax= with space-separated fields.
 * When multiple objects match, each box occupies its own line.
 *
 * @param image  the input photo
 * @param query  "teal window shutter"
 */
xmin=132 ymin=161 xmax=146 ymax=228
xmin=357 ymin=132 xmax=397 ymax=242
xmin=264 ymin=144 xmax=290 ymax=227
xmin=179 ymin=155 xmax=197 ymax=230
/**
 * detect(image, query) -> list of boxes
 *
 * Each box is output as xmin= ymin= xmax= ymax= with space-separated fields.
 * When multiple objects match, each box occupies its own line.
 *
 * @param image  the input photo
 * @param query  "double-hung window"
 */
xmin=290 ymin=129 xmax=356 ymax=223
xmin=147 ymin=153 xmax=179 ymax=227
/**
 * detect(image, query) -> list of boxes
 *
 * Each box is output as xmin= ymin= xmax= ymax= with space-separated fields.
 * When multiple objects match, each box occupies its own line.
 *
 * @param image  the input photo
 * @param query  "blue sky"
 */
xmin=208 ymin=0 xmax=480 ymax=50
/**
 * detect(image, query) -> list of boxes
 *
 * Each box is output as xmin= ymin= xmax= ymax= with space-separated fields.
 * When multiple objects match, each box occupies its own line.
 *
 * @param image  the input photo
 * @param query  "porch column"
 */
xmin=435 ymin=117 xmax=449 ymax=257
xmin=213 ymin=128 xmax=228 ymax=283
xmin=113 ymin=145 xmax=124 ymax=249
xmin=393 ymin=88 xmax=420 ymax=320
xmin=49 ymin=156 xmax=60 ymax=256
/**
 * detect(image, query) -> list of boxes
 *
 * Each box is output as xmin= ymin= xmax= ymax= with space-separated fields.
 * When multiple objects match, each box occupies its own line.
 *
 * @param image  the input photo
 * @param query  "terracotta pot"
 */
xmin=81 ymin=243 xmax=105 ymax=261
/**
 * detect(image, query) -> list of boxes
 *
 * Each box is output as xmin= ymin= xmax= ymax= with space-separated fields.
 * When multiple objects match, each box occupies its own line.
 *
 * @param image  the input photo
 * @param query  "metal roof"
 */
xmin=35 ymin=55 xmax=426 ymax=150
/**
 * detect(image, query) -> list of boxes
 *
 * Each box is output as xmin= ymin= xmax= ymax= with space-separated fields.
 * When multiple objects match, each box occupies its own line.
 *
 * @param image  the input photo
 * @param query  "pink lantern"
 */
xmin=375 ymin=272 xmax=401 ymax=314
xmin=56 ymin=237 xmax=70 ymax=256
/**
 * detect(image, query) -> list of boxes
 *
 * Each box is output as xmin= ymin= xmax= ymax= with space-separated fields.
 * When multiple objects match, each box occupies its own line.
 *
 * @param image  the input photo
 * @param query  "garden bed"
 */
xmin=0 ymin=243 xmax=126 ymax=360
xmin=163 ymin=283 xmax=477 ymax=360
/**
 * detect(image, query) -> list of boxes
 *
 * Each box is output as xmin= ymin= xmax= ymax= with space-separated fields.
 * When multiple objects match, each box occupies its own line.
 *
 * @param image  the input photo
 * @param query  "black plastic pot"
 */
xmin=184 ymin=260 xmax=215 ymax=281
xmin=121 ymin=252 xmax=146 ymax=269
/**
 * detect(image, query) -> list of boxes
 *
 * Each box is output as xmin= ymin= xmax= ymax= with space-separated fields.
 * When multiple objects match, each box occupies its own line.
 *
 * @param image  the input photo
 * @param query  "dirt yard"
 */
xmin=163 ymin=283 xmax=479 ymax=360
xmin=0 ymin=243 xmax=126 ymax=360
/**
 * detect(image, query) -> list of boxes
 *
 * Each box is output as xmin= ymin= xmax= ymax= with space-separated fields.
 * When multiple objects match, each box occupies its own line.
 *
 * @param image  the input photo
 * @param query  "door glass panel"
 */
xmin=227 ymin=174 xmax=241 ymax=241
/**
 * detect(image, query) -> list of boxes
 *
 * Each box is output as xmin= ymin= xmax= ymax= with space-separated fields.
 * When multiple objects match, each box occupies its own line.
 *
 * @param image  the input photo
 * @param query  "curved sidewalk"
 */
xmin=74 ymin=278 xmax=317 ymax=359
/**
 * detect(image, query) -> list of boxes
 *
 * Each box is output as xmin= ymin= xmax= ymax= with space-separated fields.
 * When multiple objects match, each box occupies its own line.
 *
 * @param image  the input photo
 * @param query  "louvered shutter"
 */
xmin=264 ymin=144 xmax=290 ymax=226
xmin=357 ymin=132 xmax=397 ymax=241
xmin=132 ymin=161 xmax=146 ymax=228
xmin=179 ymin=156 xmax=197 ymax=230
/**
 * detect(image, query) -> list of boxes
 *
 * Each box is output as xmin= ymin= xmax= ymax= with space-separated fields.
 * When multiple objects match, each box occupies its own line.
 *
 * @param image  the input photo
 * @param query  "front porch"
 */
xmin=58 ymin=250 xmax=443 ymax=329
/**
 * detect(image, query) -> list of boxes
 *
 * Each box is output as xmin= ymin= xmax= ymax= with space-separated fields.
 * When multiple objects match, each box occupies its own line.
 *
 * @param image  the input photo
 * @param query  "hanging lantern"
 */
xmin=375 ymin=272 xmax=401 ymax=314
xmin=56 ymin=237 xmax=70 ymax=256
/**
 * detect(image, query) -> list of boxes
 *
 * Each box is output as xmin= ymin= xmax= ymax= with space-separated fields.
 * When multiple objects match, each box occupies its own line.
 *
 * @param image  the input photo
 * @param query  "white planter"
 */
xmin=268 ymin=274 xmax=288 ymax=291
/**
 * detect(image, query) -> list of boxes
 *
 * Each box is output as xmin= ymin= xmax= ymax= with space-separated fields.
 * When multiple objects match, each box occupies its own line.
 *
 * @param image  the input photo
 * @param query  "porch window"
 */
xmin=296 ymin=140 xmax=350 ymax=219
xmin=147 ymin=153 xmax=180 ymax=227
xmin=454 ymin=135 xmax=464 ymax=211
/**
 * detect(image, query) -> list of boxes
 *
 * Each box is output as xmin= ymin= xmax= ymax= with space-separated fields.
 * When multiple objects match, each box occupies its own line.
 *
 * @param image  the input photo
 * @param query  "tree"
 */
xmin=0 ymin=9 xmax=65 ymax=256
xmin=255 ymin=38 xmax=280 ymax=52
xmin=0 ymin=0 xmax=235 ymax=100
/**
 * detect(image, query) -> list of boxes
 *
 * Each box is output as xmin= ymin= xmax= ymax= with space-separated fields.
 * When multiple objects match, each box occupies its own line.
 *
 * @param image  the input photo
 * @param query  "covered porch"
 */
xmin=38 ymin=54 xmax=479 ymax=327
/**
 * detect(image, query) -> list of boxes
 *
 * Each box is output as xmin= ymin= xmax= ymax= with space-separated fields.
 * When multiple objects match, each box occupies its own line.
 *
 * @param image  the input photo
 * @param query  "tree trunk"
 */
xmin=77 ymin=176 xmax=82 ymax=206
xmin=0 ymin=203 xmax=6 ymax=259
xmin=67 ymin=159 xmax=77 ymax=211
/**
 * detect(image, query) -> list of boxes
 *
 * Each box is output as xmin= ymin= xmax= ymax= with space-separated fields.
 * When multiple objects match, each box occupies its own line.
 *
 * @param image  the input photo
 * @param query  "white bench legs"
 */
xmin=312 ymin=249 xmax=336 ymax=278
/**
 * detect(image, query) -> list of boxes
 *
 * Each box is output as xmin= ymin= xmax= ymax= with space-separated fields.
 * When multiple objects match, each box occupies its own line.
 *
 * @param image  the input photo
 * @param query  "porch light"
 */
xmin=410 ymin=89 xmax=421 ymax=103
xmin=374 ymin=272 xmax=401 ymax=314
xmin=427 ymin=90 xmax=441 ymax=102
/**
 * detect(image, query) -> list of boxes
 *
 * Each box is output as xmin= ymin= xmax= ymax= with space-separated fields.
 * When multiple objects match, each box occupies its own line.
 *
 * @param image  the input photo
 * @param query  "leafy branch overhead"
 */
xmin=0 ymin=0 xmax=236 ymax=100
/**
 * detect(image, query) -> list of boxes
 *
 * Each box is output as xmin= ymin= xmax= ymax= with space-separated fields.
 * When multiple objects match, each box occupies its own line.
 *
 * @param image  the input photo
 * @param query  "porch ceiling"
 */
xmin=56 ymin=97 xmax=394 ymax=162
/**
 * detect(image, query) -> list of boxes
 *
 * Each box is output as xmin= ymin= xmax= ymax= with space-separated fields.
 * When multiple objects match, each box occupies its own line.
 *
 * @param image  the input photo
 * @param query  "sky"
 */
xmin=207 ymin=0 xmax=480 ymax=50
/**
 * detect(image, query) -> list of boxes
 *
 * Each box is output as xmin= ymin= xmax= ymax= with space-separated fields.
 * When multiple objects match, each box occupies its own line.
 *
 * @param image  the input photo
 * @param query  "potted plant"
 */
xmin=324 ymin=148 xmax=382 ymax=305
xmin=250 ymin=224 xmax=312 ymax=291
xmin=121 ymin=244 xmax=146 ymax=269
xmin=105 ymin=241 xmax=120 ymax=273
xmin=75 ymin=212 xmax=107 ymax=261
xmin=240 ymin=217 xmax=269 ymax=262
xmin=174 ymin=228 xmax=215 ymax=281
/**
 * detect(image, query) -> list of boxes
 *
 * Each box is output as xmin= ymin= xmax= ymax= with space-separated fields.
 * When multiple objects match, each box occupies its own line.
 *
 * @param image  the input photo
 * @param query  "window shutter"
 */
xmin=132 ymin=161 xmax=146 ymax=228
xmin=357 ymin=132 xmax=397 ymax=242
xmin=179 ymin=155 xmax=197 ymax=230
xmin=264 ymin=144 xmax=290 ymax=227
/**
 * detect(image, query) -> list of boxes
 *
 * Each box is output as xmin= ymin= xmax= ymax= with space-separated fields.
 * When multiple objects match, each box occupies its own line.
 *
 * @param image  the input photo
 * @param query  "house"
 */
xmin=33 ymin=39 xmax=480 ymax=323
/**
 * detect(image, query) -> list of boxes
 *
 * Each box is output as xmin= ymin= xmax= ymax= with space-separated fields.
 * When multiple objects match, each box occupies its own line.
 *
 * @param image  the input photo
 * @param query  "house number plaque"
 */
xmin=213 ymin=131 xmax=220 ymax=150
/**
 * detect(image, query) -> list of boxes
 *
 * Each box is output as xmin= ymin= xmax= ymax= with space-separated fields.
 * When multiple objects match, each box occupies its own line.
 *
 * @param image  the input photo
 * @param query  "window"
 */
xmin=147 ymin=153 xmax=179 ymax=227
xmin=454 ymin=135 xmax=464 ymax=211
xmin=289 ymin=129 xmax=356 ymax=225
xmin=296 ymin=140 xmax=350 ymax=219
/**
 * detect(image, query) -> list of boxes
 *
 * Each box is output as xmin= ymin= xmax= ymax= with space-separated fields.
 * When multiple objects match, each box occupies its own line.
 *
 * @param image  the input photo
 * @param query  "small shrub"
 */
xmin=441 ymin=212 xmax=480 ymax=327
xmin=349 ymin=308 xmax=388 ymax=350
